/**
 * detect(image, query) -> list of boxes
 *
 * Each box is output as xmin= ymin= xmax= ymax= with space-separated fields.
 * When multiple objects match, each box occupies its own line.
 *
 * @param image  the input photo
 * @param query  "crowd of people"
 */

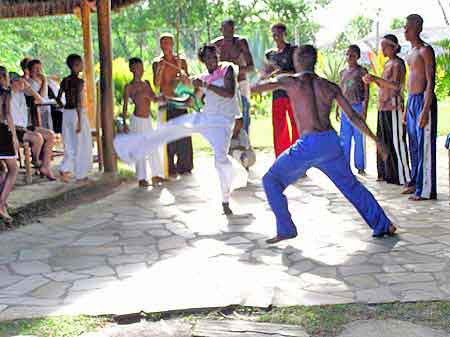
xmin=0 ymin=54 xmax=93 ymax=222
xmin=1 ymin=13 xmax=440 ymax=244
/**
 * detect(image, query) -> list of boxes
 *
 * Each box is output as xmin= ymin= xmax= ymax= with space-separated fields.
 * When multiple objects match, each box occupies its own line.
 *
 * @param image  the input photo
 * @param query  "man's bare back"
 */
xmin=126 ymin=80 xmax=154 ymax=118
xmin=281 ymin=74 xmax=336 ymax=135
xmin=379 ymin=58 xmax=406 ymax=111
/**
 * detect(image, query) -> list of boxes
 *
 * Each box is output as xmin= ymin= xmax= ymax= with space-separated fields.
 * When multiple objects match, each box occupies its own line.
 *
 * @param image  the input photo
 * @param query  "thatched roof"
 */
xmin=0 ymin=0 xmax=142 ymax=19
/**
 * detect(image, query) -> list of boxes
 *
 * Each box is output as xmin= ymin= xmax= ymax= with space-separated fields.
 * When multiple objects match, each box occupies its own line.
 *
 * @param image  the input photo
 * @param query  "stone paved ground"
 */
xmin=0 ymin=140 xmax=448 ymax=321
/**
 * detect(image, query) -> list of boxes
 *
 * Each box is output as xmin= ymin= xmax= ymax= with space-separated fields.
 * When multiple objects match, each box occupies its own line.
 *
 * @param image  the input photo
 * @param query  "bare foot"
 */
xmin=0 ymin=204 xmax=12 ymax=224
xmin=373 ymin=223 xmax=397 ymax=238
xmin=59 ymin=171 xmax=71 ymax=183
xmin=222 ymin=202 xmax=233 ymax=216
xmin=266 ymin=234 xmax=298 ymax=244
xmin=388 ymin=223 xmax=397 ymax=236
xmin=408 ymin=195 xmax=428 ymax=201
xmin=401 ymin=186 xmax=416 ymax=195
xmin=76 ymin=177 xmax=90 ymax=184
xmin=151 ymin=176 xmax=167 ymax=185
xmin=138 ymin=180 xmax=151 ymax=188
xmin=40 ymin=167 xmax=56 ymax=181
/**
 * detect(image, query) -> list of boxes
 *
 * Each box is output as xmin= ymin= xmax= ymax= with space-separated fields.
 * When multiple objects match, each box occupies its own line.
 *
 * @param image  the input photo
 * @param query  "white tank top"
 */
xmin=11 ymin=91 xmax=28 ymax=128
xmin=201 ymin=64 xmax=241 ymax=118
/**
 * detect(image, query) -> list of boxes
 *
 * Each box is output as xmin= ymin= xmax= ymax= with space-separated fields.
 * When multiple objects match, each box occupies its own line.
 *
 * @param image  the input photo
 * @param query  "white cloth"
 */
xmin=59 ymin=109 xmax=93 ymax=179
xmin=239 ymin=80 xmax=251 ymax=99
xmin=201 ymin=73 xmax=241 ymax=118
xmin=11 ymin=91 xmax=28 ymax=128
xmin=28 ymin=78 xmax=53 ymax=130
xmin=130 ymin=115 xmax=164 ymax=180
xmin=115 ymin=112 xmax=248 ymax=202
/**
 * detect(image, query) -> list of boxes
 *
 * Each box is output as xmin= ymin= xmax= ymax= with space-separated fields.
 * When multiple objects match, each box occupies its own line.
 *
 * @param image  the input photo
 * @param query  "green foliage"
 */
xmin=335 ymin=15 xmax=374 ymax=51
xmin=317 ymin=50 xmax=346 ymax=83
xmin=390 ymin=17 xmax=405 ymax=30
xmin=436 ymin=39 xmax=450 ymax=100
xmin=0 ymin=316 xmax=109 ymax=337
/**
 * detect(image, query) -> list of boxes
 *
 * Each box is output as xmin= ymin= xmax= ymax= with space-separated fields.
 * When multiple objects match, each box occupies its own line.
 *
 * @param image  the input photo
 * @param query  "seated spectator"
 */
xmin=26 ymin=59 xmax=53 ymax=130
xmin=10 ymin=72 xmax=56 ymax=181
xmin=229 ymin=117 xmax=256 ymax=170
xmin=0 ymin=67 xmax=18 ymax=222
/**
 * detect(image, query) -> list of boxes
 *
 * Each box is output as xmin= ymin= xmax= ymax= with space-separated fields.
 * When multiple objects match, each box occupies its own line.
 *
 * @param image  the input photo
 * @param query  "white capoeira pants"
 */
xmin=130 ymin=115 xmax=164 ymax=180
xmin=59 ymin=109 xmax=93 ymax=179
xmin=115 ymin=112 xmax=248 ymax=202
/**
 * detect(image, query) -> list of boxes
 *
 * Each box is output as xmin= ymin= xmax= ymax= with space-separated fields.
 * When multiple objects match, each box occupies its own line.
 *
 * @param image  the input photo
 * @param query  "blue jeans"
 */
xmin=241 ymin=95 xmax=250 ymax=134
xmin=340 ymin=102 xmax=366 ymax=170
xmin=262 ymin=130 xmax=391 ymax=237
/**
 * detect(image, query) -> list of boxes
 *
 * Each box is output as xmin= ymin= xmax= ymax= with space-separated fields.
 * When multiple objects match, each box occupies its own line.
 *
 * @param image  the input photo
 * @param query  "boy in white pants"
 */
xmin=122 ymin=57 xmax=166 ymax=188
xmin=56 ymin=54 xmax=92 ymax=182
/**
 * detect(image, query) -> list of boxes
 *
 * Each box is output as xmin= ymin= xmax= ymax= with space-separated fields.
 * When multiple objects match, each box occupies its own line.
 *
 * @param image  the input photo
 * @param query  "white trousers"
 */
xmin=115 ymin=112 xmax=248 ymax=202
xmin=59 ymin=109 xmax=93 ymax=179
xmin=130 ymin=115 xmax=164 ymax=180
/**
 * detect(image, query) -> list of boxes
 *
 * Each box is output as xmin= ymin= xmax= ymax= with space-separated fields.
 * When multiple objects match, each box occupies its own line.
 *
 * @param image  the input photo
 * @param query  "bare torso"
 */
xmin=407 ymin=44 xmax=430 ymax=94
xmin=153 ymin=56 xmax=187 ymax=97
xmin=128 ymin=80 xmax=153 ymax=118
xmin=283 ymin=74 xmax=336 ymax=135
xmin=340 ymin=66 xmax=367 ymax=104
xmin=213 ymin=37 xmax=248 ymax=82
xmin=379 ymin=58 xmax=406 ymax=111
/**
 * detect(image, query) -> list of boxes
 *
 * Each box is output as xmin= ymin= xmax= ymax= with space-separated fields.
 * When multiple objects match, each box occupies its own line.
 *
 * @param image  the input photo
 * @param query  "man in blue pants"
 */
xmin=364 ymin=14 xmax=437 ymax=200
xmin=337 ymin=45 xmax=370 ymax=175
xmin=251 ymin=45 xmax=396 ymax=244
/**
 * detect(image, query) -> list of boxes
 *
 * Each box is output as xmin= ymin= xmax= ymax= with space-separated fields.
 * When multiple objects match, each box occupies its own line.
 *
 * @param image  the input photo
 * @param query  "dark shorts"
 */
xmin=0 ymin=123 xmax=16 ymax=158
xmin=16 ymin=126 xmax=35 ymax=143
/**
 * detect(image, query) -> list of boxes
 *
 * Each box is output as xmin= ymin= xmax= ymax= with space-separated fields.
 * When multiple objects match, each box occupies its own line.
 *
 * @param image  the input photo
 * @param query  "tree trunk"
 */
xmin=437 ymin=0 xmax=450 ymax=25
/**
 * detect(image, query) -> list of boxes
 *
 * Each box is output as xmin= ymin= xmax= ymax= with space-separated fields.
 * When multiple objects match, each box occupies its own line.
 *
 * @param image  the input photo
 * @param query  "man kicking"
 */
xmin=115 ymin=45 xmax=248 ymax=215
xmin=251 ymin=45 xmax=396 ymax=244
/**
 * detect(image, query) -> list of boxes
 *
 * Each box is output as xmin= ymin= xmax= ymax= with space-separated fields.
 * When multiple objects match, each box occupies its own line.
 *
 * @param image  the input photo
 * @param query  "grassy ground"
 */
xmin=192 ymin=97 xmax=450 ymax=152
xmin=1 ymin=302 xmax=449 ymax=337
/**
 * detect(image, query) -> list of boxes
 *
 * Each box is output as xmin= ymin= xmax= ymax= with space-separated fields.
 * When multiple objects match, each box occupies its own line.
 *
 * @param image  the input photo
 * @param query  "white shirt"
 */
xmin=201 ymin=66 xmax=241 ymax=118
xmin=11 ymin=91 xmax=28 ymax=128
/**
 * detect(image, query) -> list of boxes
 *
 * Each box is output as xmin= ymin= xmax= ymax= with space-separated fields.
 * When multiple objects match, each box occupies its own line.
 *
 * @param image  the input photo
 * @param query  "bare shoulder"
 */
xmin=318 ymin=76 xmax=340 ymax=95
xmin=238 ymin=36 xmax=249 ymax=47
xmin=359 ymin=65 xmax=369 ymax=75
xmin=211 ymin=36 xmax=223 ymax=45
xmin=419 ymin=43 xmax=435 ymax=59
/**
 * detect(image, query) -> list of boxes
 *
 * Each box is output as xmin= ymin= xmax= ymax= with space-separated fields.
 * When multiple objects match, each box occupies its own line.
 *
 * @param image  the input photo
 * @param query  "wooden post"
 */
xmin=80 ymin=0 xmax=96 ymax=129
xmin=96 ymin=0 xmax=116 ymax=172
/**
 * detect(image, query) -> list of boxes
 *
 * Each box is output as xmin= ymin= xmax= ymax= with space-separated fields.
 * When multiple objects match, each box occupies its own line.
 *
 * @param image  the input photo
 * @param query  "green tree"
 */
xmin=334 ymin=15 xmax=374 ymax=51
xmin=390 ymin=17 xmax=404 ymax=30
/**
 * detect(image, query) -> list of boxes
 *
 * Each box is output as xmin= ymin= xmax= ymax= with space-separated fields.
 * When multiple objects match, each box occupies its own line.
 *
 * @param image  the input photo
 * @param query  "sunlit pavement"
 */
xmin=0 ymin=139 xmax=448 ymax=320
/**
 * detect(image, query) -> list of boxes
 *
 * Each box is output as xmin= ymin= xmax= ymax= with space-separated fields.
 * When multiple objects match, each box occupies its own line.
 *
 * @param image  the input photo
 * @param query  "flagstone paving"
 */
xmin=0 ymin=141 xmax=448 ymax=321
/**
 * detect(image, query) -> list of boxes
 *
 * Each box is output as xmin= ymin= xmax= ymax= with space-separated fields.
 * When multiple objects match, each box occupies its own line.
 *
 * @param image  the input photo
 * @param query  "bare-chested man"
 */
xmin=212 ymin=19 xmax=255 ymax=134
xmin=123 ymin=57 xmax=165 ymax=187
xmin=363 ymin=34 xmax=411 ymax=186
xmin=365 ymin=14 xmax=437 ymax=200
xmin=152 ymin=33 xmax=193 ymax=177
xmin=337 ymin=45 xmax=369 ymax=175
xmin=251 ymin=45 xmax=396 ymax=244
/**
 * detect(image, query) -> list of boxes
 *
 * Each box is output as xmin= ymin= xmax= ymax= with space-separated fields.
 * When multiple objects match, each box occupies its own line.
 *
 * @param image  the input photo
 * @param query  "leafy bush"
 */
xmin=436 ymin=39 xmax=450 ymax=100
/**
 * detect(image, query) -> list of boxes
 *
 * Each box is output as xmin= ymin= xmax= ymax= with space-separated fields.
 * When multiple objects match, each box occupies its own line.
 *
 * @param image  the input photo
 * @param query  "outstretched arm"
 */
xmin=363 ymin=73 xmax=400 ymax=90
xmin=336 ymin=86 xmax=388 ymax=160
xmin=251 ymin=75 xmax=289 ymax=94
